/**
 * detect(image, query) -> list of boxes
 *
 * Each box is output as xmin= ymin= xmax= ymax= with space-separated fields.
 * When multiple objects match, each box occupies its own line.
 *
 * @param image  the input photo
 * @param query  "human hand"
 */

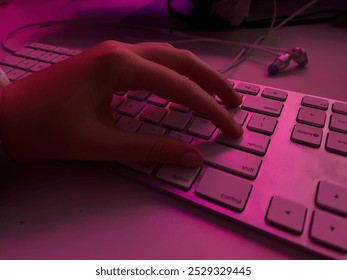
xmin=0 ymin=40 xmax=242 ymax=167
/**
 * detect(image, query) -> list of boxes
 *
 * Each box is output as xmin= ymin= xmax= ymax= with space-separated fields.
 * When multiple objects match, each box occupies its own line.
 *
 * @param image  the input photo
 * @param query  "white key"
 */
xmin=0 ymin=55 xmax=25 ymax=67
xmin=332 ymin=102 xmax=347 ymax=115
xmin=147 ymin=94 xmax=169 ymax=107
xmin=115 ymin=116 xmax=141 ymax=132
xmin=66 ymin=49 xmax=82 ymax=56
xmin=120 ymin=162 xmax=157 ymax=175
xmin=329 ymin=113 xmax=347 ymax=134
xmin=225 ymin=107 xmax=248 ymax=126
xmin=15 ymin=47 xmax=34 ymax=57
xmin=156 ymin=165 xmax=201 ymax=190
xmin=262 ymin=88 xmax=287 ymax=101
xmin=302 ymin=96 xmax=329 ymax=110
xmin=30 ymin=62 xmax=51 ymax=72
xmin=195 ymin=168 xmax=252 ymax=212
xmin=169 ymin=102 xmax=190 ymax=113
xmin=0 ymin=64 xmax=14 ymax=73
xmin=196 ymin=141 xmax=262 ymax=179
xmin=162 ymin=111 xmax=191 ymax=130
xmin=316 ymin=181 xmax=347 ymax=217
xmin=266 ymin=196 xmax=307 ymax=234
xmin=325 ymin=131 xmax=347 ymax=156
xmin=16 ymin=59 xmax=37 ymax=70
xmin=242 ymin=96 xmax=283 ymax=117
xmin=235 ymin=82 xmax=260 ymax=95
xmin=40 ymin=44 xmax=56 ymax=51
xmin=53 ymin=47 xmax=70 ymax=54
xmin=28 ymin=42 xmax=44 ymax=49
xmin=26 ymin=49 xmax=46 ymax=59
xmin=247 ymin=113 xmax=277 ymax=135
xmin=216 ymin=130 xmax=270 ymax=156
xmin=127 ymin=90 xmax=150 ymax=101
xmin=167 ymin=131 xmax=193 ymax=143
xmin=187 ymin=117 xmax=216 ymax=139
xmin=138 ymin=123 xmax=166 ymax=135
xmin=38 ymin=52 xmax=59 ymax=62
xmin=297 ymin=106 xmax=326 ymax=128
xmin=291 ymin=123 xmax=322 ymax=148
xmin=139 ymin=105 xmax=167 ymax=124
xmin=310 ymin=210 xmax=347 ymax=252
xmin=110 ymin=95 xmax=124 ymax=109
xmin=51 ymin=55 xmax=70 ymax=64
xmin=6 ymin=69 xmax=26 ymax=81
xmin=117 ymin=99 xmax=145 ymax=117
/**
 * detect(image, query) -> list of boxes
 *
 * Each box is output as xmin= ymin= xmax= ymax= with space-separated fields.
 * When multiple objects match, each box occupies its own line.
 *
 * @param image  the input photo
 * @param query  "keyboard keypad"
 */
xmin=332 ymin=102 xmax=347 ymax=115
xmin=291 ymin=123 xmax=323 ymax=148
xmin=325 ymin=131 xmax=347 ymax=156
xmin=297 ymin=106 xmax=326 ymax=128
xmin=195 ymin=168 xmax=252 ymax=212
xmin=266 ymin=196 xmax=307 ymax=234
xmin=329 ymin=113 xmax=347 ymax=134
xmin=302 ymin=96 xmax=329 ymax=110
xmin=309 ymin=210 xmax=347 ymax=252
xmin=261 ymin=88 xmax=287 ymax=101
xmin=242 ymin=95 xmax=283 ymax=117
xmin=316 ymin=181 xmax=347 ymax=217
xmin=247 ymin=113 xmax=277 ymax=135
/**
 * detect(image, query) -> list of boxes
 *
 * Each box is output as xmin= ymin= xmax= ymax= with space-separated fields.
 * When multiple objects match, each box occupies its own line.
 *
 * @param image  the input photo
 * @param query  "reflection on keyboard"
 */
xmin=1 ymin=43 xmax=347 ymax=259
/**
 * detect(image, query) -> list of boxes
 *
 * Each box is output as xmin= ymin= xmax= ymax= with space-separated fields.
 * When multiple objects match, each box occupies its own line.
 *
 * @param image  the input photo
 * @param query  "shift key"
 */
xmin=196 ymin=168 xmax=252 ymax=212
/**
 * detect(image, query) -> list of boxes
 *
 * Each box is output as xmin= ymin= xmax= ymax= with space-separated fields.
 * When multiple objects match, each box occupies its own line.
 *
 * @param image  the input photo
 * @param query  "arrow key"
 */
xmin=266 ymin=196 xmax=307 ymax=234
xmin=310 ymin=210 xmax=347 ymax=252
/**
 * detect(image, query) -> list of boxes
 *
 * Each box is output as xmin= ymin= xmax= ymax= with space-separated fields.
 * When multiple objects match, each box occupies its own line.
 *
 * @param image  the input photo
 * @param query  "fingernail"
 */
xmin=181 ymin=152 xmax=203 ymax=167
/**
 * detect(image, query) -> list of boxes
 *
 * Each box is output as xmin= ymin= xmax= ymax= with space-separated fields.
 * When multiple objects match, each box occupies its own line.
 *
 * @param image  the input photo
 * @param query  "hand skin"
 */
xmin=0 ymin=40 xmax=243 ymax=167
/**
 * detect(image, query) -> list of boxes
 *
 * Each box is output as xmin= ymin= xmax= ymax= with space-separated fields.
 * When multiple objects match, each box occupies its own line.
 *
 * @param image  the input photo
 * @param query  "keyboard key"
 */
xmin=30 ymin=62 xmax=51 ymax=72
xmin=291 ymin=123 xmax=323 ymax=148
xmin=120 ymin=161 xmax=157 ymax=175
xmin=332 ymin=102 xmax=347 ymax=115
xmin=309 ymin=210 xmax=347 ymax=252
xmin=0 ymin=64 xmax=14 ymax=74
xmin=16 ymin=59 xmax=37 ymax=70
xmin=261 ymin=88 xmax=287 ymax=101
xmin=325 ymin=131 xmax=347 ymax=156
xmin=117 ymin=99 xmax=145 ymax=117
xmin=6 ymin=69 xmax=26 ymax=81
xmin=196 ymin=141 xmax=262 ymax=179
xmin=302 ymin=96 xmax=329 ymax=110
xmin=66 ymin=49 xmax=82 ymax=56
xmin=235 ymin=82 xmax=260 ymax=95
xmin=156 ymin=165 xmax=201 ymax=190
xmin=169 ymin=102 xmax=190 ymax=113
xmin=187 ymin=117 xmax=216 ymax=139
xmin=195 ymin=168 xmax=252 ymax=212
xmin=40 ymin=44 xmax=56 ymax=51
xmin=51 ymin=55 xmax=70 ymax=64
xmin=247 ymin=113 xmax=277 ymax=135
xmin=28 ymin=42 xmax=44 ymax=49
xmin=26 ymin=49 xmax=46 ymax=59
xmin=329 ymin=113 xmax=347 ymax=134
xmin=242 ymin=96 xmax=283 ymax=117
xmin=112 ymin=111 xmax=121 ymax=122
xmin=38 ymin=52 xmax=59 ymax=62
xmin=138 ymin=123 xmax=166 ymax=135
xmin=110 ymin=95 xmax=124 ymax=109
xmin=115 ymin=116 xmax=141 ymax=132
xmin=167 ymin=131 xmax=193 ymax=143
xmin=216 ymin=130 xmax=270 ymax=156
xmin=53 ymin=47 xmax=70 ymax=54
xmin=0 ymin=55 xmax=25 ymax=67
xmin=266 ymin=196 xmax=307 ymax=234
xmin=316 ymin=181 xmax=347 ymax=217
xmin=225 ymin=107 xmax=248 ymax=126
xmin=147 ymin=94 xmax=169 ymax=107
xmin=297 ymin=106 xmax=326 ymax=128
xmin=162 ymin=111 xmax=191 ymax=131
xmin=139 ymin=105 xmax=167 ymax=124
xmin=127 ymin=90 xmax=150 ymax=101
xmin=15 ymin=47 xmax=34 ymax=57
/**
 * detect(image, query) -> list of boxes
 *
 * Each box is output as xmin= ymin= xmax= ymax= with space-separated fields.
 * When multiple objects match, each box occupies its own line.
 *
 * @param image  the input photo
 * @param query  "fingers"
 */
xmin=76 ymin=122 xmax=203 ymax=167
xmin=109 ymin=50 xmax=242 ymax=137
xmin=132 ymin=44 xmax=242 ymax=107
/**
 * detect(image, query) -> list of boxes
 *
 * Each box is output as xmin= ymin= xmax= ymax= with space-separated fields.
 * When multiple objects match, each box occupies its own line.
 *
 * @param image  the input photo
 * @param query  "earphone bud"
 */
xmin=267 ymin=47 xmax=308 ymax=75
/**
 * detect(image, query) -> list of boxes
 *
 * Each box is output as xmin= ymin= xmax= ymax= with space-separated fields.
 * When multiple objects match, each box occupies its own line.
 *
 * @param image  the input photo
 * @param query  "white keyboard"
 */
xmin=1 ymin=43 xmax=347 ymax=259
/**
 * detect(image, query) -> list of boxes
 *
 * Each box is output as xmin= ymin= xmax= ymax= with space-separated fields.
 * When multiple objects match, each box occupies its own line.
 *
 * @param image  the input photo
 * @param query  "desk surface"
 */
xmin=0 ymin=0 xmax=346 ymax=260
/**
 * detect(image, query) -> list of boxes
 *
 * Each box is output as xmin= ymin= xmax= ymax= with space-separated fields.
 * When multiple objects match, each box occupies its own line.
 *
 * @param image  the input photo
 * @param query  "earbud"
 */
xmin=290 ymin=47 xmax=308 ymax=67
xmin=267 ymin=47 xmax=308 ymax=75
xmin=267 ymin=53 xmax=292 ymax=76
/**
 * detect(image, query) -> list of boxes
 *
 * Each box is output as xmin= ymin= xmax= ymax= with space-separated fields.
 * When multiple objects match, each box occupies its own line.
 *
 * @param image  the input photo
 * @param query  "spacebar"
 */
xmin=195 ymin=141 xmax=262 ymax=179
